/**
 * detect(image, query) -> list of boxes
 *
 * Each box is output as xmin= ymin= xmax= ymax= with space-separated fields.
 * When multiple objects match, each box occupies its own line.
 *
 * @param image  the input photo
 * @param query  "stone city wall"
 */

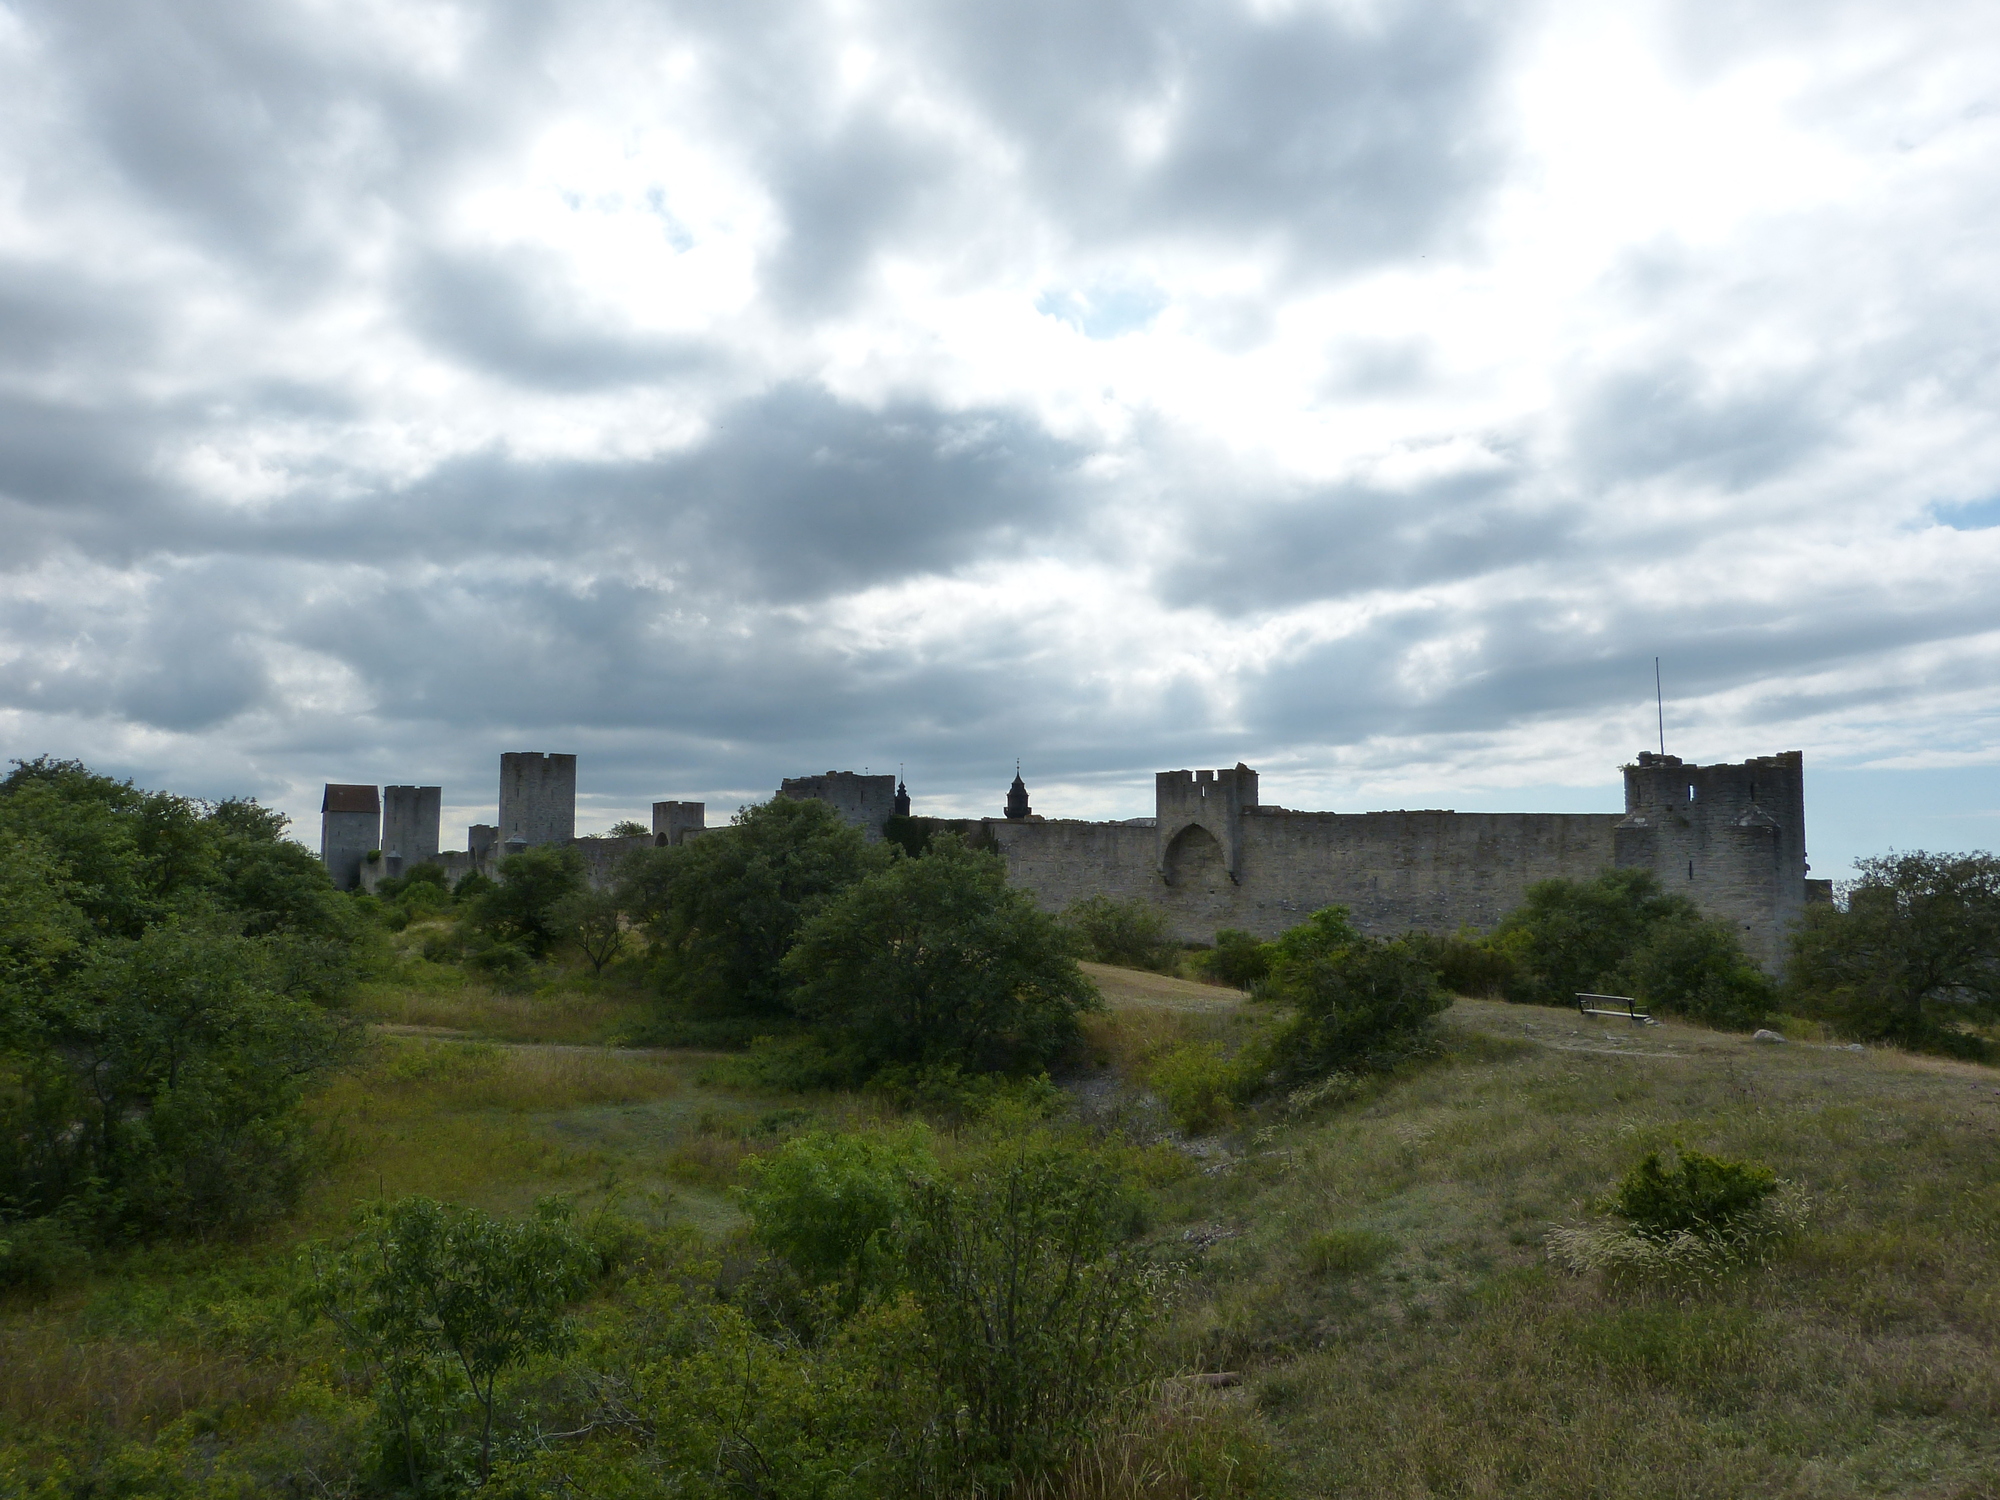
xmin=986 ymin=810 xmax=1622 ymax=942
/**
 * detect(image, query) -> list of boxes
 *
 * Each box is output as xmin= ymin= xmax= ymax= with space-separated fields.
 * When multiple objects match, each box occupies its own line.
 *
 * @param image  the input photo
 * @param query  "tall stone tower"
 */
xmin=1615 ymin=750 xmax=1808 ymax=970
xmin=382 ymin=785 xmax=442 ymax=864
xmin=320 ymin=784 xmax=380 ymax=891
xmin=498 ymin=753 xmax=577 ymax=847
xmin=778 ymin=771 xmax=897 ymax=840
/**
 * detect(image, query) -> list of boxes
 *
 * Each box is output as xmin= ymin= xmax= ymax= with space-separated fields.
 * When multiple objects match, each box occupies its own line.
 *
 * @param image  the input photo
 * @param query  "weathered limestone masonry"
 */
xmin=976 ymin=751 xmax=1810 ymax=972
xmin=319 ymin=784 xmax=380 ymax=891
xmin=499 ymin=753 xmax=577 ymax=847
xmin=653 ymin=801 xmax=708 ymax=846
xmin=382 ymin=786 xmax=442 ymax=866
xmin=779 ymin=772 xmax=896 ymax=841
xmin=346 ymin=753 xmax=710 ymax=893
xmin=1614 ymin=750 xmax=1807 ymax=970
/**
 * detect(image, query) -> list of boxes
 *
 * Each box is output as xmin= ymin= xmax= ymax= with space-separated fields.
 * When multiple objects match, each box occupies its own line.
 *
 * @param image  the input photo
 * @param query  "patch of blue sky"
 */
xmin=1932 ymin=494 xmax=2000 ymax=530
xmin=1035 ymin=282 xmax=1167 ymax=339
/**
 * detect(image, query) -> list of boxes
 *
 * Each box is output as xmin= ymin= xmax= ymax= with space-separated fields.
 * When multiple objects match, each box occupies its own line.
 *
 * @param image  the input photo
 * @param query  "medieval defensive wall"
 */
xmin=323 ymin=747 xmax=1812 ymax=971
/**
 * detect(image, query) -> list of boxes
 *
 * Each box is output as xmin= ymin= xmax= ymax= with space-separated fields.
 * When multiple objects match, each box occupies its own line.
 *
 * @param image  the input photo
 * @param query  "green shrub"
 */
xmin=785 ymin=835 xmax=1099 ymax=1079
xmin=904 ymin=1136 xmax=1159 ymax=1484
xmin=1260 ymin=909 xmax=1448 ymax=1079
xmin=1060 ymin=895 xmax=1179 ymax=971
xmin=1404 ymin=929 xmax=1518 ymax=998
xmin=1302 ymin=1227 xmax=1398 ymax=1277
xmin=0 ymin=1211 xmax=91 ymax=1289
xmin=1491 ymin=868 xmax=1694 ymax=1006
xmin=1610 ymin=1148 xmax=1778 ymax=1241
xmin=1623 ymin=916 xmax=1776 ymax=1030
xmin=738 ymin=1126 xmax=937 ymax=1309
xmin=1199 ymin=928 xmax=1272 ymax=988
xmin=301 ymin=1196 xmax=600 ymax=1489
xmin=1787 ymin=850 xmax=2000 ymax=1055
xmin=1147 ymin=1041 xmax=1254 ymax=1134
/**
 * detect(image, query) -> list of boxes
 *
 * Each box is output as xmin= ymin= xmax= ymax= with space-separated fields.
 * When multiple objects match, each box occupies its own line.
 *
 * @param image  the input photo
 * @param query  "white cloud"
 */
xmin=0 ymin=0 xmax=1997 ymax=876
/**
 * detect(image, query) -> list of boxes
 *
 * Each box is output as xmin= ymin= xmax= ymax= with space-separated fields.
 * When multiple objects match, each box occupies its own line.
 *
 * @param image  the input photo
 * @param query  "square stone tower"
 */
xmin=320 ymin=784 xmax=381 ymax=891
xmin=778 ymin=772 xmax=897 ymax=840
xmin=652 ymin=801 xmax=707 ymax=846
xmin=498 ymin=753 xmax=577 ymax=847
xmin=1615 ymin=750 xmax=1807 ymax=970
xmin=1156 ymin=764 xmax=1259 ymax=885
xmin=382 ymin=785 xmax=442 ymax=864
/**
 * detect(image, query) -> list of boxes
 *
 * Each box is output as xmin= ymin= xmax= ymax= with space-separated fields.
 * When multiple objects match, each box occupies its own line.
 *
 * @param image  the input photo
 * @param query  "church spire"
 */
xmin=894 ymin=765 xmax=910 ymax=818
xmin=1005 ymin=760 xmax=1031 ymax=820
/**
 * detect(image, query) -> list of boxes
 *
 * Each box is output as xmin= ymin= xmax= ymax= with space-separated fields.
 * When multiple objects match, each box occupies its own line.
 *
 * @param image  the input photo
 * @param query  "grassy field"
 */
xmin=1149 ymin=1000 xmax=2000 ymax=1498
xmin=4 ymin=975 xmax=1998 ymax=1497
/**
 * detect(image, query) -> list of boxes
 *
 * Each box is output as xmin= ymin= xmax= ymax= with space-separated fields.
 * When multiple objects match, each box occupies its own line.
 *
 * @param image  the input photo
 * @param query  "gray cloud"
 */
xmin=1158 ymin=467 xmax=1567 ymax=615
xmin=1571 ymin=360 xmax=1830 ymax=492
xmin=898 ymin=0 xmax=1506 ymax=272
xmin=401 ymin=247 xmax=716 ymax=390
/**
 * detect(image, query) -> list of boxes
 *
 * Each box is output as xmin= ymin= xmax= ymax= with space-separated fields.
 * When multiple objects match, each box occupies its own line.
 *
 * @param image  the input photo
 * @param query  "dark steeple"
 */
xmin=894 ymin=775 xmax=910 ymax=818
xmin=1004 ymin=761 xmax=1031 ymax=821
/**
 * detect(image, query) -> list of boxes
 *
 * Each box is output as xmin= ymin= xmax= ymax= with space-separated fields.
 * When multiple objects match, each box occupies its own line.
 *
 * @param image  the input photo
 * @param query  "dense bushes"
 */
xmin=618 ymin=797 xmax=888 ymax=1020
xmin=1061 ymin=894 xmax=1179 ymax=971
xmin=786 ymin=835 xmax=1099 ymax=1080
xmin=1256 ymin=908 xmax=1449 ymax=1080
xmin=0 ymin=758 xmax=362 ymax=1257
xmin=281 ymin=1126 xmax=1176 ymax=1499
xmin=1488 ymin=869 xmax=1775 ymax=1027
xmin=1786 ymin=851 xmax=2000 ymax=1055
xmin=1199 ymin=927 xmax=1272 ymax=988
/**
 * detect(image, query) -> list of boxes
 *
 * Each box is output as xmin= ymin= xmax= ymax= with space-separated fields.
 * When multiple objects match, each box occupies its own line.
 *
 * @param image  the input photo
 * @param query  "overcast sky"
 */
xmin=2 ymin=0 xmax=1997 ymax=876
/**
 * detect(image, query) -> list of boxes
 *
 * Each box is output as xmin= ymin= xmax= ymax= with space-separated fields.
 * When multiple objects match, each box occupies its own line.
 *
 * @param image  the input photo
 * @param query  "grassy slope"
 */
xmin=1147 ymin=997 xmax=2000 ymax=1499
xmin=0 ymin=991 xmax=877 ymax=1459
xmin=4 ymin=973 xmax=1998 ymax=1498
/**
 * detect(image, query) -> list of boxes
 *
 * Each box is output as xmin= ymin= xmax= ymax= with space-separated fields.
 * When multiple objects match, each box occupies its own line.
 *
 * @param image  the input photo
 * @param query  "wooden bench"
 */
xmin=1576 ymin=992 xmax=1657 ymax=1025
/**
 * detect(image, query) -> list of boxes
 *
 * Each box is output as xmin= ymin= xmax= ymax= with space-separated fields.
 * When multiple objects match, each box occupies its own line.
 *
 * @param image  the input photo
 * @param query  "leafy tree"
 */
xmin=1788 ymin=851 xmax=2000 ymax=1053
xmin=1623 ymin=915 xmax=1775 ymax=1029
xmin=303 ymin=1196 xmax=600 ymax=1489
xmin=472 ymin=844 xmax=586 ymax=958
xmin=784 ymin=835 xmax=1099 ymax=1077
xmin=1260 ymin=906 xmax=1447 ymax=1077
xmin=1490 ymin=868 xmax=1691 ymax=1006
xmin=0 ymin=759 xmax=362 ymax=1245
xmin=1486 ymin=868 xmax=1772 ymax=1027
xmin=605 ymin=820 xmax=649 ymax=838
xmin=1060 ymin=894 xmax=1177 ymax=971
xmin=620 ymin=796 xmax=887 ymax=1018
xmin=552 ymin=886 xmax=626 ymax=974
